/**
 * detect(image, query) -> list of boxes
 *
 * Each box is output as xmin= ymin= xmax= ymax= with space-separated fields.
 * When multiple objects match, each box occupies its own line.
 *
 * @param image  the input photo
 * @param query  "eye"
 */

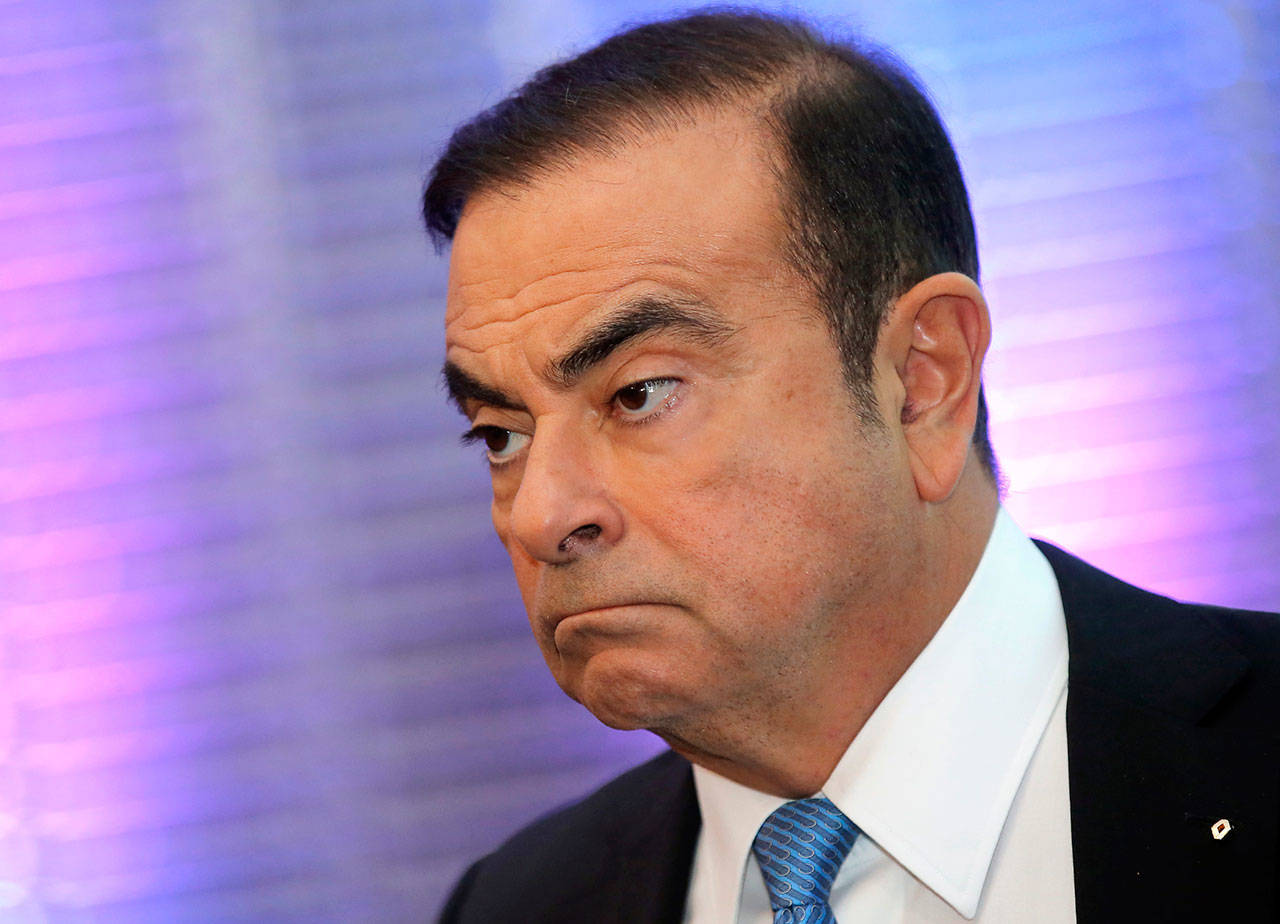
xmin=463 ymin=426 xmax=530 ymax=465
xmin=613 ymin=378 xmax=679 ymax=418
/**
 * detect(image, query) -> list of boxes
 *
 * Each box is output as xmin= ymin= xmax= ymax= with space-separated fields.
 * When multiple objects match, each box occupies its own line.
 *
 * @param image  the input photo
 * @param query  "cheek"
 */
xmin=648 ymin=413 xmax=896 ymax=614
xmin=651 ymin=453 xmax=834 ymax=588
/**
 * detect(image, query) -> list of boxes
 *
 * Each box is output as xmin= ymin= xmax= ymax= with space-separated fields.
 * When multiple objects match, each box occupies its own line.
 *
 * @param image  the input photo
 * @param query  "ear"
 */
xmin=879 ymin=272 xmax=991 ymax=503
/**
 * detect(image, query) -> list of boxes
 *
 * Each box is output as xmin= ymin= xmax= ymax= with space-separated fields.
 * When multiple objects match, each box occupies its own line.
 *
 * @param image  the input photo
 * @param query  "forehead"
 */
xmin=444 ymin=110 xmax=805 ymax=359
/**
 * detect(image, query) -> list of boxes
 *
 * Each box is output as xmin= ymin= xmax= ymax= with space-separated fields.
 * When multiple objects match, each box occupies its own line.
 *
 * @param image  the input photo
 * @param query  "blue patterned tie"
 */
xmin=751 ymin=797 xmax=859 ymax=924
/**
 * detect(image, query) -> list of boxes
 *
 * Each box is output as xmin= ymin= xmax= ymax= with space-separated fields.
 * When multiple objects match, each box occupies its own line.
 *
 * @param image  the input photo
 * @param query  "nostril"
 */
xmin=558 ymin=524 xmax=602 ymax=554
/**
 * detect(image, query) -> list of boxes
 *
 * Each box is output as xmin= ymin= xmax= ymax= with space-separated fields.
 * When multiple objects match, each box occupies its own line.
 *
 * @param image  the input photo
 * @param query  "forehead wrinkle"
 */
xmin=450 ymin=192 xmax=776 ymax=321
xmin=459 ymin=239 xmax=708 ymax=289
xmin=447 ymin=274 xmax=601 ymax=333
xmin=446 ymin=260 xmax=722 ymax=345
xmin=448 ymin=235 xmax=683 ymax=317
xmin=452 ymin=261 xmax=614 ymax=304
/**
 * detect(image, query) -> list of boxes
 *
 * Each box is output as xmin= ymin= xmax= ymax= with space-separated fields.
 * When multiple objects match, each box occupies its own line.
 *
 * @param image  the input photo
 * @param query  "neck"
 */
xmin=668 ymin=464 xmax=1000 ymax=797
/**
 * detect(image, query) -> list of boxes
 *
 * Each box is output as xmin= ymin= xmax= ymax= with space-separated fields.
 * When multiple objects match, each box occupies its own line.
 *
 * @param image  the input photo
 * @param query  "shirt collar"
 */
xmin=691 ymin=508 xmax=1068 ymax=919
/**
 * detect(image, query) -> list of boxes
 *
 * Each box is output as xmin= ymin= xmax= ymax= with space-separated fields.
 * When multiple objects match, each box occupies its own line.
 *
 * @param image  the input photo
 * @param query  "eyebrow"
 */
xmin=441 ymin=363 xmax=527 ymax=416
xmin=546 ymin=295 xmax=736 ymax=388
xmin=441 ymin=294 xmax=736 ymax=416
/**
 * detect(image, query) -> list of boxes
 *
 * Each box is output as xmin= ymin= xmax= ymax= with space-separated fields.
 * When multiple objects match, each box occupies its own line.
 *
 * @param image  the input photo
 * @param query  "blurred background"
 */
xmin=1 ymin=0 xmax=1277 ymax=920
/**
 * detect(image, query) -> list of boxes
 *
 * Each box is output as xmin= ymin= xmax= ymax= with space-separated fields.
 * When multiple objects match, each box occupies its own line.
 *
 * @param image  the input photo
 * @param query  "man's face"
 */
xmin=443 ymin=110 xmax=919 ymax=756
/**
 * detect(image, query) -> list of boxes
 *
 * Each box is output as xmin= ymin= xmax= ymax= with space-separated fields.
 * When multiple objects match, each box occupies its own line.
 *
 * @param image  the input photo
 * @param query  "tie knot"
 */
xmin=751 ymin=798 xmax=859 ymax=914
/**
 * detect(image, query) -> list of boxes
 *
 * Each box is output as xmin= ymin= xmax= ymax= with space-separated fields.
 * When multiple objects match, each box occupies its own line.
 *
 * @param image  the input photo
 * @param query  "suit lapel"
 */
xmin=605 ymin=754 xmax=700 ymax=924
xmin=552 ymin=752 xmax=700 ymax=924
xmin=1066 ymin=681 xmax=1279 ymax=920
xmin=1038 ymin=542 xmax=1280 ymax=921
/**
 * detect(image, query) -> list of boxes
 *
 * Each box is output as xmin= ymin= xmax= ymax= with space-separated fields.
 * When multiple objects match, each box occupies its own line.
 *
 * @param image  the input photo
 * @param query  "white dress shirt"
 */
xmin=682 ymin=508 xmax=1076 ymax=922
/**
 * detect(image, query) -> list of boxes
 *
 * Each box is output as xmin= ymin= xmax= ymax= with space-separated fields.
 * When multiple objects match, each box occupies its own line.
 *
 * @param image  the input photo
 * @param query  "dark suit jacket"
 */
xmin=439 ymin=543 xmax=1280 ymax=922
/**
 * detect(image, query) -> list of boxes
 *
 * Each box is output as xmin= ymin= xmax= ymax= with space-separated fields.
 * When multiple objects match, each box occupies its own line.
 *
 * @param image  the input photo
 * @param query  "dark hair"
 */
xmin=423 ymin=8 xmax=997 ymax=477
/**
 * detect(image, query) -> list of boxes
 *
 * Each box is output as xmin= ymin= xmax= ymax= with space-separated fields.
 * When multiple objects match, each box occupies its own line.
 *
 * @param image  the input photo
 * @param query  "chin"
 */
xmin=568 ymin=650 xmax=693 ymax=733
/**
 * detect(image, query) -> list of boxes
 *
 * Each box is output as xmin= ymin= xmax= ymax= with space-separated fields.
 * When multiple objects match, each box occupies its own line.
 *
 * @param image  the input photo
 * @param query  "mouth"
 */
xmin=552 ymin=601 xmax=654 ymax=625
xmin=544 ymin=600 xmax=676 ymax=637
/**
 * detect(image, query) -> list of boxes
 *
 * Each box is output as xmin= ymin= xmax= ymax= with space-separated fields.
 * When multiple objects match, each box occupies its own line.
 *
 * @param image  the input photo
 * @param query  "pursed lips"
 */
xmin=542 ymin=599 xmax=675 ymax=633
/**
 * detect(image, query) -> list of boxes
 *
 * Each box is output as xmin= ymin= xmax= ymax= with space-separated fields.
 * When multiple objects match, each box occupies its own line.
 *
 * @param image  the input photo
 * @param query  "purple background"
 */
xmin=2 ymin=0 xmax=1277 ymax=920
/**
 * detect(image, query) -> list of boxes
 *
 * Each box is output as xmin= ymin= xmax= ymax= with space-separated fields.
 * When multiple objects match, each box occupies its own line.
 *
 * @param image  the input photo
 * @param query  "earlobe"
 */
xmin=886 ymin=273 xmax=991 ymax=503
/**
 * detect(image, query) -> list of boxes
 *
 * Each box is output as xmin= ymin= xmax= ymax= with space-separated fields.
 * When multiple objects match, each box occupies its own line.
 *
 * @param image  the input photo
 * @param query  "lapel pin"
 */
xmin=1211 ymin=819 xmax=1232 ymax=840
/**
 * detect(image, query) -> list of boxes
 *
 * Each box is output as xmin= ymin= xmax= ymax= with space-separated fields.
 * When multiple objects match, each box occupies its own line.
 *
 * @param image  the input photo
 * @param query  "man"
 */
xmin=425 ymin=10 xmax=1280 ymax=923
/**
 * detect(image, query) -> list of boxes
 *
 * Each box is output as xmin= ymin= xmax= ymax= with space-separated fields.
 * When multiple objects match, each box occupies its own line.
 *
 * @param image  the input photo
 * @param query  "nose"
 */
xmin=504 ymin=422 xmax=624 ymax=564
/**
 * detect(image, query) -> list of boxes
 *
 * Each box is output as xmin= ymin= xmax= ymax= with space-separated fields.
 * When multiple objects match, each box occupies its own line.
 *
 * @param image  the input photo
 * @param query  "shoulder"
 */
xmin=438 ymin=749 xmax=698 ymax=924
xmin=1035 ymin=539 xmax=1280 ymax=733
